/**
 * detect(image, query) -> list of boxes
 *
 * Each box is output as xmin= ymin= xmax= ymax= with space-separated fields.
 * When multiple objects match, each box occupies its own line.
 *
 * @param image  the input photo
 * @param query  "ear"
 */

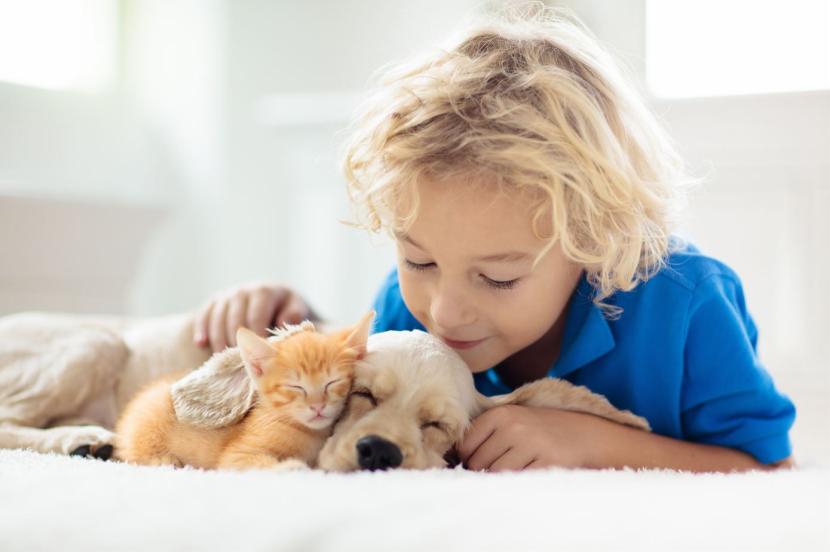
xmin=471 ymin=392 xmax=494 ymax=419
xmin=340 ymin=310 xmax=375 ymax=360
xmin=171 ymin=347 xmax=255 ymax=429
xmin=236 ymin=327 xmax=278 ymax=379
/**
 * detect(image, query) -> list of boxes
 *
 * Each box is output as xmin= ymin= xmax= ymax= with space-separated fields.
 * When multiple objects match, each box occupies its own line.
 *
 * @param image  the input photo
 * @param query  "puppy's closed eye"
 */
xmin=350 ymin=388 xmax=377 ymax=406
xmin=421 ymin=421 xmax=444 ymax=431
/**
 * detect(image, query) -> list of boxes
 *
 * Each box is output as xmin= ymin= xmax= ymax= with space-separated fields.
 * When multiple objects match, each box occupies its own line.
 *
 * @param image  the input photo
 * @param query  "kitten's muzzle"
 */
xmin=355 ymin=435 xmax=403 ymax=471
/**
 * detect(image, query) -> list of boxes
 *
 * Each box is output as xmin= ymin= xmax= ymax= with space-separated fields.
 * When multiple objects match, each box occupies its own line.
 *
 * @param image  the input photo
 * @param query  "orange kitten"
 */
xmin=114 ymin=312 xmax=373 ymax=470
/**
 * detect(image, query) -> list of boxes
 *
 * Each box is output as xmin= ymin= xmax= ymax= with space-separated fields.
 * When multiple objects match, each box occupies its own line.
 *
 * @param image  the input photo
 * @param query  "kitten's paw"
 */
xmin=271 ymin=459 xmax=310 ymax=472
xmin=145 ymin=455 xmax=184 ymax=468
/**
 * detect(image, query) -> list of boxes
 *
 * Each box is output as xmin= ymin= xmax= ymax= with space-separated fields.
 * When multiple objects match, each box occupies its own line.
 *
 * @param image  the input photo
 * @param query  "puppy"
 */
xmin=0 ymin=313 xmax=211 ymax=456
xmin=316 ymin=330 xmax=649 ymax=471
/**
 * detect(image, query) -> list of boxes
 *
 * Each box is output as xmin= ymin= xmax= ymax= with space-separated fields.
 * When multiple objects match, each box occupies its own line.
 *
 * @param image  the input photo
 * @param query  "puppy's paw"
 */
xmin=70 ymin=443 xmax=115 ymax=460
xmin=60 ymin=426 xmax=115 ymax=457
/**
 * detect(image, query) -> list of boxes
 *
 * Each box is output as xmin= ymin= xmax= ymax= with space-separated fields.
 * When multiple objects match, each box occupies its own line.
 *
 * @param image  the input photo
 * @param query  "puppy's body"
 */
xmin=0 ymin=313 xmax=213 ymax=456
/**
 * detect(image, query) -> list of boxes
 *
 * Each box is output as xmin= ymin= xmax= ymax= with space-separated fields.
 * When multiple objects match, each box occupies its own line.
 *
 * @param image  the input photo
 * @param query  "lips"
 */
xmin=441 ymin=336 xmax=487 ymax=350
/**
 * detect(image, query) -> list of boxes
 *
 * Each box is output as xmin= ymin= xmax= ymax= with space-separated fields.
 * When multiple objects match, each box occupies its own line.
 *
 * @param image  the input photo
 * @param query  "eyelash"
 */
xmin=350 ymin=389 xmax=377 ymax=406
xmin=403 ymin=260 xmax=519 ymax=291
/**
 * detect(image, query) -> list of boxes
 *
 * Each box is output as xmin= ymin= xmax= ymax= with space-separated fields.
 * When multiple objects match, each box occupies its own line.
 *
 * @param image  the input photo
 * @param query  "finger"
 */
xmin=464 ymin=428 xmax=511 ymax=472
xmin=193 ymin=301 xmax=214 ymax=347
xmin=247 ymin=287 xmax=287 ymax=336
xmin=208 ymin=298 xmax=229 ymax=352
xmin=275 ymin=292 xmax=309 ymax=327
xmin=457 ymin=410 xmax=498 ymax=462
xmin=225 ymin=293 xmax=248 ymax=347
xmin=487 ymin=448 xmax=534 ymax=473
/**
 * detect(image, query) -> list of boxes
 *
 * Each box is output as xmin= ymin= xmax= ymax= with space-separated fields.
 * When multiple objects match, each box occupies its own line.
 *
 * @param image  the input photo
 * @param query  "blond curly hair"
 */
xmin=342 ymin=6 xmax=696 ymax=316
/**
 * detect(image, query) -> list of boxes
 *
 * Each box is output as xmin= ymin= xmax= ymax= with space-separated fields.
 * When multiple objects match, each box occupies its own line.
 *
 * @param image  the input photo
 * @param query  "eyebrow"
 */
xmin=398 ymin=233 xmax=532 ymax=263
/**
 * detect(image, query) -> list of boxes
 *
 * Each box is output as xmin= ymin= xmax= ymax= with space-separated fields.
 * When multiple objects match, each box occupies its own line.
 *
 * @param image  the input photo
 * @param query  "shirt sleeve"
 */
xmin=680 ymin=273 xmax=796 ymax=464
xmin=370 ymin=268 xmax=425 ymax=334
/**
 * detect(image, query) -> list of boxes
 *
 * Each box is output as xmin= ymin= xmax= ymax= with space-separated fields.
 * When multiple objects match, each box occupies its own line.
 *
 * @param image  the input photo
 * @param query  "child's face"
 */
xmin=395 ymin=176 xmax=583 ymax=373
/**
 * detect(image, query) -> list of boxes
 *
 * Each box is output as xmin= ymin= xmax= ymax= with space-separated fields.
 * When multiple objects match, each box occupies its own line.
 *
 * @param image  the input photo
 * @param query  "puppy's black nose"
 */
xmin=356 ymin=435 xmax=403 ymax=471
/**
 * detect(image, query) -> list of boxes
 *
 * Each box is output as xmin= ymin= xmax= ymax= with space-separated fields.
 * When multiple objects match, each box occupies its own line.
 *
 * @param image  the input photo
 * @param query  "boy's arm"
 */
xmin=459 ymin=405 xmax=793 ymax=473
xmin=590 ymin=411 xmax=794 ymax=472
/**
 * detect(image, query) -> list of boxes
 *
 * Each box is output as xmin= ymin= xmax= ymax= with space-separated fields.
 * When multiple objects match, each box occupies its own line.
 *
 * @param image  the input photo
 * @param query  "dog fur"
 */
xmin=0 ymin=312 xmax=649 ymax=468
xmin=0 ymin=312 xmax=211 ymax=455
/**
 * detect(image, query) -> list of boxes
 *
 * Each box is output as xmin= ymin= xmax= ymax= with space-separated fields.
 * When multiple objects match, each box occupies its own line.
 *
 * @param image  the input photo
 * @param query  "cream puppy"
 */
xmin=315 ymin=330 xmax=649 ymax=471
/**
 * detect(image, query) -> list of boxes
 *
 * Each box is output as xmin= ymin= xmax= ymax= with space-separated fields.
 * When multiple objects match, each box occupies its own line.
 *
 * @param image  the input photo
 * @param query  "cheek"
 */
xmin=495 ymin=296 xmax=550 ymax=342
xmin=397 ymin=265 xmax=428 ymax=316
xmin=494 ymin=277 xmax=564 ymax=341
xmin=422 ymin=428 xmax=452 ymax=453
xmin=267 ymin=389 xmax=301 ymax=408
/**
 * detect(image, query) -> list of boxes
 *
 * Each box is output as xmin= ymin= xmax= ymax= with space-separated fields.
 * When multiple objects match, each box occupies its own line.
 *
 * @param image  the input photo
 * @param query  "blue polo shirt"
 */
xmin=370 ymin=242 xmax=795 ymax=464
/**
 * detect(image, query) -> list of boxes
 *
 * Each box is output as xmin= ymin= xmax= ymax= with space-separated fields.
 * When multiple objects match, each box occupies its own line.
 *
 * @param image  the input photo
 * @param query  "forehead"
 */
xmin=399 ymin=175 xmax=550 ymax=255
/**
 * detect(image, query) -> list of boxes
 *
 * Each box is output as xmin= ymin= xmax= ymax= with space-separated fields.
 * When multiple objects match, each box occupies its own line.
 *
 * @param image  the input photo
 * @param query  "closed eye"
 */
xmin=283 ymin=384 xmax=307 ymax=397
xmin=480 ymin=274 xmax=519 ymax=290
xmin=421 ymin=421 xmax=444 ymax=431
xmin=324 ymin=378 xmax=344 ymax=392
xmin=404 ymin=259 xmax=435 ymax=271
xmin=349 ymin=388 xmax=377 ymax=406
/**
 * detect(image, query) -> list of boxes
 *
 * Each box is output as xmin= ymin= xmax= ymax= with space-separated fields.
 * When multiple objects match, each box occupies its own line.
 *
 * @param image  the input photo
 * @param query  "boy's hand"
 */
xmin=193 ymin=282 xmax=318 ymax=352
xmin=457 ymin=404 xmax=613 ymax=472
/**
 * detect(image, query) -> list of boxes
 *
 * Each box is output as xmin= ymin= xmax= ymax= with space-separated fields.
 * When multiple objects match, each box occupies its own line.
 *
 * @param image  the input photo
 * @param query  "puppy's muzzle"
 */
xmin=355 ymin=435 xmax=403 ymax=471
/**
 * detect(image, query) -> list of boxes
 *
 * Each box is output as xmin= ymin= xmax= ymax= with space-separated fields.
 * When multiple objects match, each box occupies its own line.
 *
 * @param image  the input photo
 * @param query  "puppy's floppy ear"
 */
xmin=339 ymin=310 xmax=375 ymax=360
xmin=171 ymin=346 xmax=255 ymax=429
xmin=471 ymin=392 xmax=495 ymax=419
xmin=237 ymin=327 xmax=279 ymax=379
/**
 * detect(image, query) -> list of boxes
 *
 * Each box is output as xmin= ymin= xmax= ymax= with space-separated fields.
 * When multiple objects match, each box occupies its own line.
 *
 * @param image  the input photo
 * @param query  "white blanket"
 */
xmin=0 ymin=449 xmax=827 ymax=552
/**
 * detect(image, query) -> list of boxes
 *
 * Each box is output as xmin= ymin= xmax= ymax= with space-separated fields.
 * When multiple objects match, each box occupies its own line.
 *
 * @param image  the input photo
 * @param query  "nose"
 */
xmin=429 ymin=281 xmax=475 ymax=330
xmin=355 ymin=435 xmax=403 ymax=471
xmin=309 ymin=403 xmax=325 ymax=415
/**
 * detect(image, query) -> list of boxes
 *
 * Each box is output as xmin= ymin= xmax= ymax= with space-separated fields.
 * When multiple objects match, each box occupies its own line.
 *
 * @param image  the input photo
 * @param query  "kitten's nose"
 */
xmin=355 ymin=435 xmax=403 ymax=471
xmin=309 ymin=403 xmax=325 ymax=415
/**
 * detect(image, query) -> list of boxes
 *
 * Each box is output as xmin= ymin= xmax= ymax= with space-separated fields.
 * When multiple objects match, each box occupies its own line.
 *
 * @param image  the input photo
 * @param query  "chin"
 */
xmin=455 ymin=350 xmax=499 ymax=374
xmin=303 ymin=418 xmax=333 ymax=431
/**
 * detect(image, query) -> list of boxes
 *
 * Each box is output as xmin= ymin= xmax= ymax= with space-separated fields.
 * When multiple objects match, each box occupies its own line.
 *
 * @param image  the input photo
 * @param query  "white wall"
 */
xmin=123 ymin=0 xmax=485 ymax=324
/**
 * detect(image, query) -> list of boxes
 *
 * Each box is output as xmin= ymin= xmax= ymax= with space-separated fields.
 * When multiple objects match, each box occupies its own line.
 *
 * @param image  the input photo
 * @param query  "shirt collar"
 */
xmin=548 ymin=273 xmax=615 ymax=378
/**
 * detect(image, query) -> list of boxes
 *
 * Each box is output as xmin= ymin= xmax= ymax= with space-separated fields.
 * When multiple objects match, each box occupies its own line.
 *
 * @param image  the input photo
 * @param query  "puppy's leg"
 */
xmin=497 ymin=378 xmax=651 ymax=431
xmin=0 ymin=423 xmax=115 ymax=455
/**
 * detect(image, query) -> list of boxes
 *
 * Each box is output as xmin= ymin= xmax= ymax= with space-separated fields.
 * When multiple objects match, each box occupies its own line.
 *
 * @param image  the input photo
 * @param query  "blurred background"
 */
xmin=0 ymin=0 xmax=827 ymax=463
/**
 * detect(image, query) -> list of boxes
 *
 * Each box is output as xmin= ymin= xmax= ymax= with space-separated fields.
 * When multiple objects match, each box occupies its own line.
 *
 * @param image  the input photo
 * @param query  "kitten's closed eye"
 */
xmin=282 ymin=384 xmax=307 ymax=396
xmin=324 ymin=377 xmax=351 ymax=397
xmin=324 ymin=378 xmax=345 ymax=391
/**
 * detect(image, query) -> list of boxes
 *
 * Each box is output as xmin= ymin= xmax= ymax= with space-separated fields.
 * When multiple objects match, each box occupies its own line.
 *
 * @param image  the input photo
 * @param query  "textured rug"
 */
xmin=0 ymin=449 xmax=827 ymax=552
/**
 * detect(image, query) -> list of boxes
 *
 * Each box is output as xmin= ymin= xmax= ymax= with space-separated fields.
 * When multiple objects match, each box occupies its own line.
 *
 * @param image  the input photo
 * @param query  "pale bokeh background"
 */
xmin=0 ymin=0 xmax=827 ymax=464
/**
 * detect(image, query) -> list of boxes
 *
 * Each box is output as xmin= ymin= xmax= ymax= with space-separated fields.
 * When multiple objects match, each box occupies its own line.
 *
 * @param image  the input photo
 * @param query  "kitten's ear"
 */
xmin=237 ymin=327 xmax=278 ymax=379
xmin=341 ymin=310 xmax=375 ymax=360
